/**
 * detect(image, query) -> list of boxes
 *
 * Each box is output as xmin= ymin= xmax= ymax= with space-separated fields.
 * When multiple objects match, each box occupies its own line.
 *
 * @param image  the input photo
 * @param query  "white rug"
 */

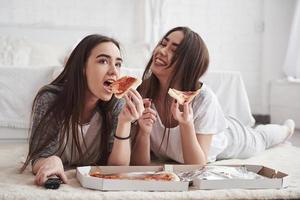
xmin=0 ymin=143 xmax=299 ymax=200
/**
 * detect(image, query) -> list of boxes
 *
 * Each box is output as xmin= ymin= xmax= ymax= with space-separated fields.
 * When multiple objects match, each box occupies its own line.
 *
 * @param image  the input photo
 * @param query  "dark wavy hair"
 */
xmin=21 ymin=34 xmax=121 ymax=171
xmin=138 ymin=26 xmax=209 ymax=151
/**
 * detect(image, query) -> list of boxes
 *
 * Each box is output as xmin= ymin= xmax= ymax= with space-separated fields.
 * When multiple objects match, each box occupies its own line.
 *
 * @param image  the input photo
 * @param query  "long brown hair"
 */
xmin=138 ymin=26 xmax=209 ymax=151
xmin=21 ymin=34 xmax=121 ymax=171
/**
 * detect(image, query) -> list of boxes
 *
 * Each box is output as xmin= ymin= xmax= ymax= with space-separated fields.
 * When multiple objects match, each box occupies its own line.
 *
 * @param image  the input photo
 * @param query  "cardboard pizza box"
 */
xmin=192 ymin=164 xmax=289 ymax=190
xmin=76 ymin=165 xmax=190 ymax=191
xmin=76 ymin=164 xmax=288 ymax=191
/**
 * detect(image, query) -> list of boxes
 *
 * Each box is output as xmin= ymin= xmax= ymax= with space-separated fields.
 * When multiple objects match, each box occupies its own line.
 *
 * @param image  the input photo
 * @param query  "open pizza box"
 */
xmin=76 ymin=164 xmax=288 ymax=191
xmin=192 ymin=164 xmax=289 ymax=190
xmin=76 ymin=165 xmax=191 ymax=191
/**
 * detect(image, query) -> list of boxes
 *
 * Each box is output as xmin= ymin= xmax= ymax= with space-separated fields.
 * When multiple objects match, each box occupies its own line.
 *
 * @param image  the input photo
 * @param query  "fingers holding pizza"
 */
xmin=171 ymin=99 xmax=194 ymax=125
xmin=111 ymin=76 xmax=141 ymax=99
xmin=111 ymin=76 xmax=144 ymax=123
xmin=138 ymin=98 xmax=157 ymax=135
xmin=169 ymin=88 xmax=200 ymax=125
xmin=122 ymin=90 xmax=145 ymax=122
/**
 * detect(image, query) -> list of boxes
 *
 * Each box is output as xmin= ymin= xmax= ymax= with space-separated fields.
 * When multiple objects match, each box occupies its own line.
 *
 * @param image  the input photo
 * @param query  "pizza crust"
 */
xmin=168 ymin=88 xmax=201 ymax=105
xmin=154 ymin=171 xmax=180 ymax=181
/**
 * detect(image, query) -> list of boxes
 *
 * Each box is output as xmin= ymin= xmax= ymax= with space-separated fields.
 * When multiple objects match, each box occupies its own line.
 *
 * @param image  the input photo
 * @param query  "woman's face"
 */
xmin=85 ymin=41 xmax=122 ymax=101
xmin=150 ymin=30 xmax=184 ymax=80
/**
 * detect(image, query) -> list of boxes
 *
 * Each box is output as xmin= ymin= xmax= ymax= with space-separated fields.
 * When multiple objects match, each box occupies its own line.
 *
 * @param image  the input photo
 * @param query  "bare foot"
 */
xmin=283 ymin=119 xmax=295 ymax=142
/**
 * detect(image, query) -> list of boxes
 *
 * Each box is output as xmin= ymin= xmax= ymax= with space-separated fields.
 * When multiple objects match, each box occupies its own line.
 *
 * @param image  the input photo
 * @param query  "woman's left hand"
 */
xmin=171 ymin=99 xmax=194 ymax=125
xmin=119 ymin=89 xmax=144 ymax=123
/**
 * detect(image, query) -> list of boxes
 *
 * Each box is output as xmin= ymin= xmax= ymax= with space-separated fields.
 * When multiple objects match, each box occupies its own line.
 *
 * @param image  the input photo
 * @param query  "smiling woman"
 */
xmin=131 ymin=26 xmax=296 ymax=167
xmin=20 ymin=34 xmax=145 ymax=187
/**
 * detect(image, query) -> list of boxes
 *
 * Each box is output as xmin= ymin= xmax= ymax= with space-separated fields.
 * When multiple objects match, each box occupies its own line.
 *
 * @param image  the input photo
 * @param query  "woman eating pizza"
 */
xmin=21 ymin=34 xmax=144 ymax=186
xmin=131 ymin=26 xmax=295 ymax=166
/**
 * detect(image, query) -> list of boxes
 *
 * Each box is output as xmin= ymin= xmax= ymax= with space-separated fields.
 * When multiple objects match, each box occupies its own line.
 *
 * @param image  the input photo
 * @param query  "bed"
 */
xmin=0 ymin=66 xmax=255 ymax=141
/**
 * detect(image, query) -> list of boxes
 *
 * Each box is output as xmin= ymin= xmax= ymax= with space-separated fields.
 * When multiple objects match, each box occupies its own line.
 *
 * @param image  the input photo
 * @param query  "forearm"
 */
xmin=180 ymin=123 xmax=207 ymax=165
xmin=131 ymin=131 xmax=151 ymax=165
xmin=108 ymin=121 xmax=131 ymax=165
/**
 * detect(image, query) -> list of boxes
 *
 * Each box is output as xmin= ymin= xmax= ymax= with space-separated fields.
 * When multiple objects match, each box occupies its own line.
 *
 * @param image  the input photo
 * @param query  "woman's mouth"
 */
xmin=103 ymin=79 xmax=114 ymax=93
xmin=154 ymin=57 xmax=168 ymax=66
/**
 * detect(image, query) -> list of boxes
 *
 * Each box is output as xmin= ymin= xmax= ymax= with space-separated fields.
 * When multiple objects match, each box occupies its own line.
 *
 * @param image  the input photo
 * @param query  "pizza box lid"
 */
xmin=192 ymin=164 xmax=289 ymax=190
xmin=76 ymin=165 xmax=190 ymax=191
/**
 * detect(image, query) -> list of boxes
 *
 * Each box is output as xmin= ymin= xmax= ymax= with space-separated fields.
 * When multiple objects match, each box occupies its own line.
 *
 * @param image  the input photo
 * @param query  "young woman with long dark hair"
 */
xmin=131 ymin=26 xmax=295 ymax=166
xmin=21 ymin=34 xmax=144 ymax=186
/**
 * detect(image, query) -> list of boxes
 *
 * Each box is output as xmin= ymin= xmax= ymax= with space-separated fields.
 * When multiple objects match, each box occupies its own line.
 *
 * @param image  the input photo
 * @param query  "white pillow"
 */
xmin=0 ymin=36 xmax=31 ymax=67
xmin=29 ymin=42 xmax=67 ymax=67
xmin=0 ymin=36 xmax=68 ymax=68
xmin=0 ymin=66 xmax=55 ymax=128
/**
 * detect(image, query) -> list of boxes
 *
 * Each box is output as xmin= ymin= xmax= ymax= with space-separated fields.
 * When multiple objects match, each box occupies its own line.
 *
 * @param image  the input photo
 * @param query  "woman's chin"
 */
xmin=99 ymin=93 xmax=113 ymax=102
xmin=151 ymin=63 xmax=168 ymax=73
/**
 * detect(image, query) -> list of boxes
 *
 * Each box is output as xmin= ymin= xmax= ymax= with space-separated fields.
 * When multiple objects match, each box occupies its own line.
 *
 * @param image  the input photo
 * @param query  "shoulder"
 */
xmin=193 ymin=83 xmax=218 ymax=107
xmin=192 ymin=82 xmax=225 ymax=119
xmin=192 ymin=83 xmax=228 ymax=134
xmin=34 ymin=85 xmax=62 ymax=109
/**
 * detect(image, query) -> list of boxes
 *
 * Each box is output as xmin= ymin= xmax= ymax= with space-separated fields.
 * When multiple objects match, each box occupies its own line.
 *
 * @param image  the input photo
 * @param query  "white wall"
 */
xmin=154 ymin=0 xmax=264 ymax=114
xmin=152 ymin=0 xmax=297 ymax=114
xmin=0 ymin=0 xmax=144 ymax=42
xmin=0 ymin=0 xmax=150 ymax=68
xmin=262 ymin=0 xmax=296 ymax=114
xmin=0 ymin=0 xmax=297 ymax=115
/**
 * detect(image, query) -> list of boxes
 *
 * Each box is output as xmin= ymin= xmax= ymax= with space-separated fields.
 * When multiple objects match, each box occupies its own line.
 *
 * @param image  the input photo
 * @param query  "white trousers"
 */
xmin=217 ymin=116 xmax=289 ymax=160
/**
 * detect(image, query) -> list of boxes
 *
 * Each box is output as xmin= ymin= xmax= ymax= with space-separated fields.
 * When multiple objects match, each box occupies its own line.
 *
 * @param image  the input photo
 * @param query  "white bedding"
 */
xmin=0 ymin=67 xmax=255 ymax=141
xmin=0 ymin=143 xmax=299 ymax=200
xmin=120 ymin=68 xmax=255 ymax=126
xmin=0 ymin=66 xmax=54 ymax=129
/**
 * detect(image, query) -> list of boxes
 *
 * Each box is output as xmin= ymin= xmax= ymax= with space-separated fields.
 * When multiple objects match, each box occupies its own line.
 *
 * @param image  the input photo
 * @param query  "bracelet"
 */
xmin=131 ymin=119 xmax=138 ymax=125
xmin=114 ymin=133 xmax=131 ymax=140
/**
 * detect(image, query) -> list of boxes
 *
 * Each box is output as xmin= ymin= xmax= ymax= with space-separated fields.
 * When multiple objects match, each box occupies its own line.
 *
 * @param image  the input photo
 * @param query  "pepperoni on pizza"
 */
xmin=89 ymin=171 xmax=180 ymax=181
xmin=111 ymin=76 xmax=141 ymax=98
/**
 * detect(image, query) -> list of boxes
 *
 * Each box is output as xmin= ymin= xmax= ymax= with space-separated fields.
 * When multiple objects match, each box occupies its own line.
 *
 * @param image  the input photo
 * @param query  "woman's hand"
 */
xmin=34 ymin=156 xmax=68 ymax=186
xmin=171 ymin=99 xmax=193 ymax=125
xmin=118 ymin=89 xmax=144 ymax=124
xmin=109 ymin=89 xmax=144 ymax=165
xmin=138 ymin=99 xmax=157 ymax=135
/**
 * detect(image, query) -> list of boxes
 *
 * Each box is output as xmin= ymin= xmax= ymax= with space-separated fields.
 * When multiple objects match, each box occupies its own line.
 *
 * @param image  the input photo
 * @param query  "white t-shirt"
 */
xmin=63 ymin=123 xmax=91 ymax=163
xmin=150 ymin=84 xmax=228 ymax=163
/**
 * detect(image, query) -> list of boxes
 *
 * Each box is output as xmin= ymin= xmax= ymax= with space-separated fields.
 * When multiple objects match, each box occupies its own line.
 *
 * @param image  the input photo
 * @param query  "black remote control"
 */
xmin=44 ymin=177 xmax=61 ymax=189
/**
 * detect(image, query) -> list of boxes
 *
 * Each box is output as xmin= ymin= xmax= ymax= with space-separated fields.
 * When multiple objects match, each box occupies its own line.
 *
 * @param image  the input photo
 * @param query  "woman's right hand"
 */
xmin=138 ymin=99 xmax=157 ymax=135
xmin=118 ymin=89 xmax=145 ymax=124
xmin=34 ymin=155 xmax=68 ymax=186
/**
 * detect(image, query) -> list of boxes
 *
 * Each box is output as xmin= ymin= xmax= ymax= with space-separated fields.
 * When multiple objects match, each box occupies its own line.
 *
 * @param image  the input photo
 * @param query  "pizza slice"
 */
xmin=142 ymin=171 xmax=180 ymax=181
xmin=111 ymin=76 xmax=141 ymax=98
xmin=89 ymin=171 xmax=180 ymax=181
xmin=168 ymin=88 xmax=201 ymax=105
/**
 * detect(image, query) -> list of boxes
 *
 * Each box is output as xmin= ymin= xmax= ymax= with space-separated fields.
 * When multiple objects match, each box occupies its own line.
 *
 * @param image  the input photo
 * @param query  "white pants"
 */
xmin=217 ymin=116 xmax=289 ymax=160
